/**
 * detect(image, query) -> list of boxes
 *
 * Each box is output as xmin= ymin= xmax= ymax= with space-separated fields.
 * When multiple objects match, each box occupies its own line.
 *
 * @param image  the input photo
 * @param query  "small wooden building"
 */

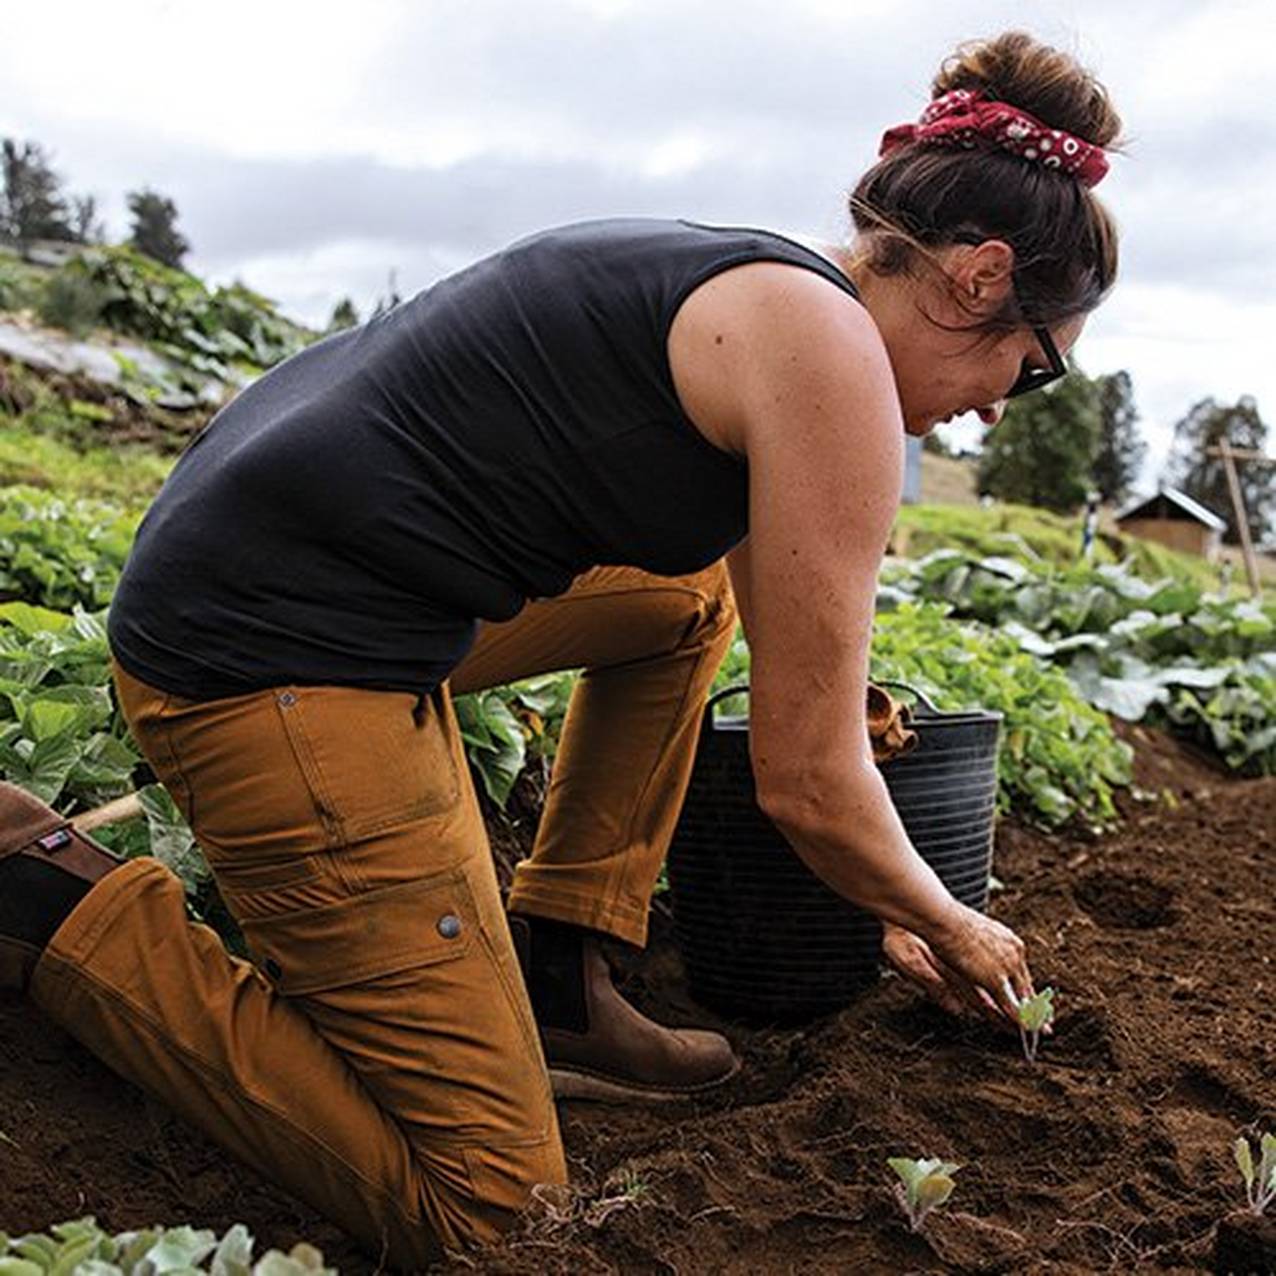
xmin=1115 ymin=487 xmax=1227 ymax=561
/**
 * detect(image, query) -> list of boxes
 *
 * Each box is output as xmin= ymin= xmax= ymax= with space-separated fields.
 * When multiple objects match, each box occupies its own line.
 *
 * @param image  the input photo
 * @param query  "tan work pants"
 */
xmin=28 ymin=562 xmax=737 ymax=1269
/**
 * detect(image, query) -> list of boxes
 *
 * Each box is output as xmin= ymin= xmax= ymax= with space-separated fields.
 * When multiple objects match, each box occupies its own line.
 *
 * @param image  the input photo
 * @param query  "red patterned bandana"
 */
xmin=879 ymin=88 xmax=1109 ymax=188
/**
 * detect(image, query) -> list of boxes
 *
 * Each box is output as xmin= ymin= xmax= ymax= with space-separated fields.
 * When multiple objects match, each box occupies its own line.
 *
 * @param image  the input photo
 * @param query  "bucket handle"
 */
xmin=704 ymin=679 xmax=941 ymax=724
xmin=705 ymin=684 xmax=750 ymax=725
xmin=872 ymin=679 xmax=942 ymax=717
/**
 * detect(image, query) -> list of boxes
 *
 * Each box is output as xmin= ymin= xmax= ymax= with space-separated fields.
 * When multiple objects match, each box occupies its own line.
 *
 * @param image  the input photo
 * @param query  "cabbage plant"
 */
xmin=1235 ymin=1132 xmax=1276 ymax=1216
xmin=887 ymin=1157 xmax=960 ymax=1232
xmin=0 ymin=1217 xmax=335 ymax=1275
xmin=1015 ymin=987 xmax=1056 ymax=1064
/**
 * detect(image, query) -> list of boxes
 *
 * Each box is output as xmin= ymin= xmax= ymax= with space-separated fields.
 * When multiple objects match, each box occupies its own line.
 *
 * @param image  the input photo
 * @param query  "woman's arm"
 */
xmin=719 ymin=266 xmax=1032 ymax=1017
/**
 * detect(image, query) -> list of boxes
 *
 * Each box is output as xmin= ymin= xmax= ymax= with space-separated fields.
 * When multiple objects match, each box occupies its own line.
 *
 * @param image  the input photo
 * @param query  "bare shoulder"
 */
xmin=667 ymin=259 xmax=894 ymax=457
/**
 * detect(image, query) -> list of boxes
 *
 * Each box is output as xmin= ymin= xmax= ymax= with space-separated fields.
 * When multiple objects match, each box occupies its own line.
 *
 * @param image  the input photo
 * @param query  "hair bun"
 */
xmin=933 ymin=31 xmax=1122 ymax=150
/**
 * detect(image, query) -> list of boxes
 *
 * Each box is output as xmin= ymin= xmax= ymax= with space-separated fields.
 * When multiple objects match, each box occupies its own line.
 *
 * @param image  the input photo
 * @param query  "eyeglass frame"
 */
xmin=1006 ymin=324 xmax=1066 ymax=400
xmin=946 ymin=230 xmax=1069 ymax=400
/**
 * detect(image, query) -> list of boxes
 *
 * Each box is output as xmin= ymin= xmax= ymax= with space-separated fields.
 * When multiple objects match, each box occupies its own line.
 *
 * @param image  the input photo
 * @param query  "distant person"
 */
xmin=1 ymin=30 xmax=1121 ymax=1269
xmin=1081 ymin=490 xmax=1101 ymax=558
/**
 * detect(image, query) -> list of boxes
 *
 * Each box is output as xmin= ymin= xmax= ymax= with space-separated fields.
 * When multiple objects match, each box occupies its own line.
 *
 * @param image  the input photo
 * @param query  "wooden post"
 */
xmin=72 ymin=791 xmax=144 ymax=833
xmin=1206 ymin=441 xmax=1264 ymax=599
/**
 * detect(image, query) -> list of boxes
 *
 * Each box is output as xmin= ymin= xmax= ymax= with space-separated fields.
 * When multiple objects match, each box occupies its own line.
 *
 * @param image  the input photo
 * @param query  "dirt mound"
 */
xmin=2 ymin=731 xmax=1273 ymax=1274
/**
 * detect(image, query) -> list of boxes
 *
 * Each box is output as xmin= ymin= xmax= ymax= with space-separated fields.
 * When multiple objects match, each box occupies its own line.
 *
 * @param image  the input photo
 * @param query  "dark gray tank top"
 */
xmin=109 ymin=217 xmax=862 ymax=699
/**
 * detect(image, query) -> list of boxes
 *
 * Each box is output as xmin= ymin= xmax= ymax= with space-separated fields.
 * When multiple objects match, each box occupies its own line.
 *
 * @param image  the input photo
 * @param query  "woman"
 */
xmin=0 ymin=30 xmax=1120 ymax=1269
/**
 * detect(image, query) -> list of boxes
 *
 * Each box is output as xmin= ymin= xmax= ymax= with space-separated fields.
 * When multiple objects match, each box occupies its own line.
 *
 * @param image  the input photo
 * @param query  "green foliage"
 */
xmin=0 ymin=420 xmax=171 ymax=502
xmin=1165 ymin=395 xmax=1273 ymax=546
xmin=1235 ymin=1131 xmax=1276 ymax=1216
xmin=871 ymin=602 xmax=1132 ymax=828
xmin=0 ymin=603 xmax=136 ymax=809
xmin=456 ymin=672 xmax=576 ymax=807
xmin=0 ymin=1216 xmax=337 ymax=1275
xmin=977 ymin=369 xmax=1101 ymax=513
xmin=327 ymin=297 xmax=359 ymax=331
xmin=883 ymin=550 xmax=1276 ymax=776
xmin=35 ymin=269 xmax=107 ymax=338
xmin=72 ymin=245 xmax=312 ymax=381
xmin=714 ymin=598 xmax=1132 ymax=830
xmin=127 ymin=187 xmax=189 ymax=270
xmin=1 ymin=139 xmax=80 ymax=246
xmin=1092 ymin=370 xmax=1144 ymax=504
xmin=0 ymin=256 xmax=46 ymax=311
xmin=0 ymin=486 xmax=137 ymax=609
xmin=887 ymin=1157 xmax=960 ymax=1232
xmin=1015 ymin=986 xmax=1055 ymax=1063
xmin=893 ymin=502 xmax=1221 ymax=590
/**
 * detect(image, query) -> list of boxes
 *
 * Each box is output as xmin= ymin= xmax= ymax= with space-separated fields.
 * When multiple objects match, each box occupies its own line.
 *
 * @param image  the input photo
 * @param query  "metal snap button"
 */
xmin=277 ymin=692 xmax=297 ymax=707
xmin=437 ymin=914 xmax=462 ymax=940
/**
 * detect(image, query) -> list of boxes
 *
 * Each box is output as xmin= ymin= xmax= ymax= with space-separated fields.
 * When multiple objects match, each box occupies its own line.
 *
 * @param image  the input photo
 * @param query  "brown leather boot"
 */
xmin=509 ymin=914 xmax=739 ymax=1103
xmin=0 ymin=782 xmax=124 ymax=991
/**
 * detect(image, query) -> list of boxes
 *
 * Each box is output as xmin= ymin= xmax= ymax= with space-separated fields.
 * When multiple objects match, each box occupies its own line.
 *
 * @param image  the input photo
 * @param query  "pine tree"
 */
xmin=328 ymin=297 xmax=359 ymax=330
xmin=1091 ymin=370 xmax=1145 ymax=503
xmin=976 ymin=367 xmax=1101 ymax=512
xmin=127 ymin=188 xmax=190 ymax=269
xmin=0 ymin=138 xmax=76 ymax=246
xmin=1164 ymin=396 xmax=1273 ymax=545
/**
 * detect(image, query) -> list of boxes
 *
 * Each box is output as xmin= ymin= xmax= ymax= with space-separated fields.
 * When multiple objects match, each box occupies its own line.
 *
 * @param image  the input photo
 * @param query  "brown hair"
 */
xmin=849 ymin=31 xmax=1123 ymax=334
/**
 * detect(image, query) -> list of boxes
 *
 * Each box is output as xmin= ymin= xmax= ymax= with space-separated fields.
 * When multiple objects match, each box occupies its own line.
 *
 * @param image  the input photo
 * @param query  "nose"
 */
xmin=978 ymin=401 xmax=1007 ymax=427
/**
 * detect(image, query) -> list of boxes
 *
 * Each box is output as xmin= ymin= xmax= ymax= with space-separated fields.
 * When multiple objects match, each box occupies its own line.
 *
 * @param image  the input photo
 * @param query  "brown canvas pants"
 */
xmin=25 ymin=562 xmax=736 ymax=1270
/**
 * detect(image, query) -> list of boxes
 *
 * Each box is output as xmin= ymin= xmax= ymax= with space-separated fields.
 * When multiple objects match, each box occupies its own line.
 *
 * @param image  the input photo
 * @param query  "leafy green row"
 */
xmin=68 ymin=246 xmax=312 ymax=383
xmin=883 ymin=550 xmax=1276 ymax=774
xmin=0 ymin=1215 xmax=335 ymax=1276
xmin=710 ymin=600 xmax=1134 ymax=830
xmin=0 ymin=486 xmax=137 ymax=610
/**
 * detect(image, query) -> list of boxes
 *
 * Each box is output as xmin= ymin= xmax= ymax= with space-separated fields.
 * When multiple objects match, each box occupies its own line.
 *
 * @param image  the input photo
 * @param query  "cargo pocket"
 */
xmin=276 ymin=685 xmax=461 ymax=847
xmin=240 ymin=868 xmax=475 ymax=996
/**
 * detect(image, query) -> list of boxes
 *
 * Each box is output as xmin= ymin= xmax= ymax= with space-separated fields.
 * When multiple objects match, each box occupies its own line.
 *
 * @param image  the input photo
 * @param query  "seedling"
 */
xmin=1011 ymin=985 xmax=1056 ymax=1063
xmin=887 ymin=1157 xmax=961 ymax=1232
xmin=1235 ymin=1132 xmax=1276 ymax=1216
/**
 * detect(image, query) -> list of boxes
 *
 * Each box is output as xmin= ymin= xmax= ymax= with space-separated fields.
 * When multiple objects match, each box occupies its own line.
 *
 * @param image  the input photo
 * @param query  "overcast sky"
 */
xmin=3 ymin=0 xmax=1274 ymax=488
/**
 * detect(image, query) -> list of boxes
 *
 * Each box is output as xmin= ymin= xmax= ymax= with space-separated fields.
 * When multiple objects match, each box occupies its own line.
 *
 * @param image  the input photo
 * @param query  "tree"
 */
xmin=70 ymin=193 xmax=105 ymax=245
xmin=976 ymin=366 xmax=1100 ymax=512
xmin=0 ymin=138 xmax=76 ymax=246
xmin=328 ymin=297 xmax=360 ymax=331
xmin=1164 ymin=396 xmax=1273 ymax=546
xmin=1091 ymin=370 xmax=1145 ymax=503
xmin=127 ymin=188 xmax=190 ymax=269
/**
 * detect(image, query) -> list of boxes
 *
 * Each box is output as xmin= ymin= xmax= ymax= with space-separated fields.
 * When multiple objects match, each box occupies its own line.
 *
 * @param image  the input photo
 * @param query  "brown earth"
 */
xmin=1 ymin=728 xmax=1273 ymax=1274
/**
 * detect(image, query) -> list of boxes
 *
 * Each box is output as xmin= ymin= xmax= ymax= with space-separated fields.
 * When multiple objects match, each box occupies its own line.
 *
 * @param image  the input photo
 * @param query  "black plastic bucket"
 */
xmin=667 ymin=682 xmax=1002 ymax=1023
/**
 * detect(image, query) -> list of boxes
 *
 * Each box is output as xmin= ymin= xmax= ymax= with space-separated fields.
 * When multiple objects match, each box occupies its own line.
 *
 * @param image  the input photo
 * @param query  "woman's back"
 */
xmin=108 ymin=217 xmax=859 ymax=700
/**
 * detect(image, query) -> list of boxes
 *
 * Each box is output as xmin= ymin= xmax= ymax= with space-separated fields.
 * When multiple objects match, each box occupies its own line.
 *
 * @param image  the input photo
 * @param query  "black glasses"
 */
xmin=1005 ymin=325 xmax=1066 ymax=399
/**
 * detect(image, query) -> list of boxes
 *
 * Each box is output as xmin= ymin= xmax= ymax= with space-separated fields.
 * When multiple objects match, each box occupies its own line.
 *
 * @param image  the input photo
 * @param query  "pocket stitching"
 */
xmin=282 ymin=688 xmax=461 ymax=845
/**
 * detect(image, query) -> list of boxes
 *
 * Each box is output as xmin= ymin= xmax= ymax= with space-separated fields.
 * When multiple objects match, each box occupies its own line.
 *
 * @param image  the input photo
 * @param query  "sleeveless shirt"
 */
xmin=107 ymin=217 xmax=862 ymax=699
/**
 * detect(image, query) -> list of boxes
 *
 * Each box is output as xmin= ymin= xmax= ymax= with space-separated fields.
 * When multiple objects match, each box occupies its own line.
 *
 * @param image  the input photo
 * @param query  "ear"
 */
xmin=954 ymin=239 xmax=1016 ymax=312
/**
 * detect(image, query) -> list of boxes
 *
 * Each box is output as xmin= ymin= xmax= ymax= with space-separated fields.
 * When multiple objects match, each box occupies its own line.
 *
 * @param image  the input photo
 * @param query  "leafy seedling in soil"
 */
xmin=888 ymin=1157 xmax=961 ymax=1232
xmin=1014 ymin=986 xmax=1055 ymax=1063
xmin=1236 ymin=1131 xmax=1276 ymax=1216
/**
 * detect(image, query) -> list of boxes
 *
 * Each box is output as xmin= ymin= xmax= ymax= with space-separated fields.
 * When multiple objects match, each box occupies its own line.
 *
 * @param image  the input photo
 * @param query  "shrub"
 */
xmin=36 ymin=268 xmax=107 ymax=337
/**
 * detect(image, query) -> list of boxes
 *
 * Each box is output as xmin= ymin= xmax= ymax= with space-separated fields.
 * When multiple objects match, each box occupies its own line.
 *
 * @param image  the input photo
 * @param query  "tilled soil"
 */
xmin=2 ymin=726 xmax=1273 ymax=1274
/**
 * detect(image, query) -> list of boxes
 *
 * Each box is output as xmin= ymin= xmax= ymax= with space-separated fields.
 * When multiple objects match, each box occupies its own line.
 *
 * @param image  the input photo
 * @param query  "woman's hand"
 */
xmin=882 ymin=923 xmax=985 ymax=1020
xmin=922 ymin=902 xmax=1036 ymax=1025
xmin=883 ymin=904 xmax=1036 ymax=1028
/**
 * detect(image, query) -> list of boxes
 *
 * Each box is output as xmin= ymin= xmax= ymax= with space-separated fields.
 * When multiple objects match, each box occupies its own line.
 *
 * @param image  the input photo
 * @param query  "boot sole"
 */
xmin=548 ymin=1058 xmax=741 ymax=1104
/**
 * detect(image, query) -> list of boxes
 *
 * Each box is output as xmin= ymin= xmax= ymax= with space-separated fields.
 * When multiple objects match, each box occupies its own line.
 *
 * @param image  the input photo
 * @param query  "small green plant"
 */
xmin=0 ymin=1216 xmax=335 ymax=1274
xmin=1014 ymin=986 xmax=1056 ymax=1063
xmin=887 ymin=1157 xmax=960 ymax=1232
xmin=1235 ymin=1132 xmax=1276 ymax=1216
